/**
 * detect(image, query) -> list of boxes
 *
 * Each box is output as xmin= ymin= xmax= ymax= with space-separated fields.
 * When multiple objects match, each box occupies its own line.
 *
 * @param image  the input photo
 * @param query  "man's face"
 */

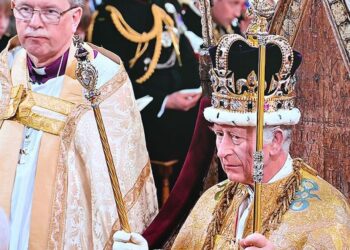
xmin=13 ymin=0 xmax=81 ymax=63
xmin=212 ymin=0 xmax=245 ymax=27
xmin=212 ymin=124 xmax=272 ymax=185
xmin=0 ymin=11 xmax=10 ymax=37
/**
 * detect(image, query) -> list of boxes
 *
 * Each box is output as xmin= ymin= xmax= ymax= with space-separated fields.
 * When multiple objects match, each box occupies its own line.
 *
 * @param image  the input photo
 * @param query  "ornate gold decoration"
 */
xmin=104 ymin=4 xmax=180 ymax=84
xmin=198 ymin=0 xmax=215 ymax=97
xmin=202 ymin=181 xmax=239 ymax=250
xmin=208 ymin=0 xmax=298 ymax=234
xmin=0 ymin=85 xmax=24 ymax=120
xmin=270 ymin=0 xmax=308 ymax=46
xmin=324 ymin=0 xmax=350 ymax=70
xmin=0 ymin=84 xmax=75 ymax=136
xmin=202 ymin=159 xmax=303 ymax=249
xmin=104 ymin=161 xmax=153 ymax=249
xmin=74 ymin=36 xmax=131 ymax=232
xmin=209 ymin=33 xmax=295 ymax=113
xmin=12 ymin=90 xmax=75 ymax=135
xmin=199 ymin=0 xmax=215 ymax=47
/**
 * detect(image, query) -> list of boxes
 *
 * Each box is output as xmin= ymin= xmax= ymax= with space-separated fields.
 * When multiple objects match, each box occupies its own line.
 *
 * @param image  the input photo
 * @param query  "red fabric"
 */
xmin=143 ymin=97 xmax=216 ymax=248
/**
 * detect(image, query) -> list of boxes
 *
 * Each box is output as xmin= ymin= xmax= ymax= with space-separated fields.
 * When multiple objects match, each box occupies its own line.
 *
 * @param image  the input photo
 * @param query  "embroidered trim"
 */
xmin=11 ymin=90 xmax=76 ymax=136
xmin=47 ymin=64 xmax=128 ymax=249
xmin=202 ymin=159 xmax=303 ymax=249
xmin=0 ymin=38 xmax=16 ymax=119
xmin=104 ymin=160 xmax=153 ymax=249
xmin=290 ymin=178 xmax=321 ymax=211
xmin=48 ymin=104 xmax=90 ymax=250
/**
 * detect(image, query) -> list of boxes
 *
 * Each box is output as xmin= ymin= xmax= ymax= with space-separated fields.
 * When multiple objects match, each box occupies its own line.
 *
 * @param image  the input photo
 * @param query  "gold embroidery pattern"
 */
xmin=48 ymin=104 xmax=90 ymax=250
xmin=64 ymin=79 xmax=157 ymax=248
xmin=202 ymin=160 xmax=302 ymax=249
xmin=3 ymin=59 xmax=127 ymax=137
xmin=172 ymin=159 xmax=350 ymax=249
xmin=98 ymin=64 xmax=129 ymax=102
xmin=104 ymin=161 xmax=153 ymax=249
xmin=0 ymin=85 xmax=24 ymax=120
xmin=324 ymin=0 xmax=350 ymax=67
xmin=48 ymin=70 xmax=137 ymax=248
xmin=0 ymin=43 xmax=15 ymax=119
xmin=12 ymin=90 xmax=76 ymax=135
xmin=270 ymin=0 xmax=309 ymax=46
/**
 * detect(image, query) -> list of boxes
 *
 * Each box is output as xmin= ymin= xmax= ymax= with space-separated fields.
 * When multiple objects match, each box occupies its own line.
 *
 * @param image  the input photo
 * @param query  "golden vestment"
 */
xmin=172 ymin=159 xmax=350 ymax=249
xmin=0 ymin=37 xmax=158 ymax=249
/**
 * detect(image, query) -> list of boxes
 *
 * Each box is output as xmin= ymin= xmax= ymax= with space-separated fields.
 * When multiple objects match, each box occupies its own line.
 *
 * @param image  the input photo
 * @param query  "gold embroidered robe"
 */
xmin=0 ymin=37 xmax=158 ymax=249
xmin=172 ymin=160 xmax=350 ymax=249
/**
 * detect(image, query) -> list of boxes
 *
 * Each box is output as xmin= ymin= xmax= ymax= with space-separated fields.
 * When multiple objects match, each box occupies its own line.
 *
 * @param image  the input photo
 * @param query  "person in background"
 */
xmin=90 ymin=0 xmax=201 ymax=202
xmin=76 ymin=0 xmax=92 ymax=40
xmin=178 ymin=0 xmax=246 ymax=53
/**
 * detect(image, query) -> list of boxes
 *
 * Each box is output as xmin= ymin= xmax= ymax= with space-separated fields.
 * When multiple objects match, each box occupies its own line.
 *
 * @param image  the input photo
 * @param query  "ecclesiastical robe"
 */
xmin=0 ymin=37 xmax=158 ymax=249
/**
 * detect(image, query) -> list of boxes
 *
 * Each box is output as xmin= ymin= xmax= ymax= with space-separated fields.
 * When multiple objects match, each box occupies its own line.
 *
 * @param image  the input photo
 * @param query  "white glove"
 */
xmin=113 ymin=230 xmax=148 ymax=250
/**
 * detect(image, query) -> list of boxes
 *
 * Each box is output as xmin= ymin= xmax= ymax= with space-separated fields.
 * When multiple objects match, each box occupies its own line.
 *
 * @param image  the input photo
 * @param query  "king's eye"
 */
xmin=212 ymin=130 xmax=223 ymax=137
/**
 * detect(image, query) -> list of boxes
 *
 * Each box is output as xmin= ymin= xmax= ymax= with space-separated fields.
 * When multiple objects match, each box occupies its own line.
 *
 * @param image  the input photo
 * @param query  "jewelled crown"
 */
xmin=210 ymin=34 xmax=297 ymax=114
xmin=204 ymin=0 xmax=303 ymax=126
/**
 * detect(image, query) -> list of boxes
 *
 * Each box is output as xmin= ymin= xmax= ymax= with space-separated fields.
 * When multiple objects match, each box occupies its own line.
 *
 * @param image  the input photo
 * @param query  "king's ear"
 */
xmin=270 ymin=128 xmax=284 ymax=156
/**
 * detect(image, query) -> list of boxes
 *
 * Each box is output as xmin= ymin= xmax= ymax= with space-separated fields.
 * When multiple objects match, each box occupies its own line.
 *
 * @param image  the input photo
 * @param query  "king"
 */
xmin=113 ymin=1 xmax=350 ymax=249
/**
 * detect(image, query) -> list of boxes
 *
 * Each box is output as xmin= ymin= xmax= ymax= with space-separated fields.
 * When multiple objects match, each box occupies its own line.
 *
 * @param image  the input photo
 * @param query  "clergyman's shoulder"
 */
xmin=88 ymin=43 xmax=122 ymax=65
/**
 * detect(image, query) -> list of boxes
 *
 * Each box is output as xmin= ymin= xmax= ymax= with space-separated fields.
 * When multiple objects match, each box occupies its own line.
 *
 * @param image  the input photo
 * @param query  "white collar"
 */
xmin=268 ymin=154 xmax=293 ymax=183
xmin=32 ymin=66 xmax=46 ymax=76
xmin=239 ymin=155 xmax=293 ymax=198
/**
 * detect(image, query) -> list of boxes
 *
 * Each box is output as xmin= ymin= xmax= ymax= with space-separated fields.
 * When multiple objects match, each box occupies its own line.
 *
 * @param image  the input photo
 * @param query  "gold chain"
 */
xmin=89 ymin=4 xmax=180 ymax=84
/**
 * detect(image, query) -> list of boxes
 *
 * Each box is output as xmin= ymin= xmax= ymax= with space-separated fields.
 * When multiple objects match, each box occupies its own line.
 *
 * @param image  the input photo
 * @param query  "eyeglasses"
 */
xmin=12 ymin=5 xmax=78 ymax=25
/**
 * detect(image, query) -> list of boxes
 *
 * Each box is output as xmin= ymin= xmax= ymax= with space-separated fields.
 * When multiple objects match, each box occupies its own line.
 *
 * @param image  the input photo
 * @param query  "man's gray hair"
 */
xmin=263 ymin=126 xmax=292 ymax=153
xmin=69 ymin=0 xmax=84 ymax=7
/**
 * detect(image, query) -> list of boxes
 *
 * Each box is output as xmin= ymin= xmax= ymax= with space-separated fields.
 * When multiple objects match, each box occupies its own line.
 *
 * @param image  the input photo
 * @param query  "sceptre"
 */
xmin=246 ymin=0 xmax=277 ymax=233
xmin=198 ymin=0 xmax=215 ymax=97
xmin=73 ymin=36 xmax=131 ymax=232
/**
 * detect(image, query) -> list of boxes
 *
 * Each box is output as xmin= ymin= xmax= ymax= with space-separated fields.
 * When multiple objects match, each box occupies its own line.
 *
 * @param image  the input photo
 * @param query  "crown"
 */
xmin=209 ymin=34 xmax=296 ymax=114
xmin=203 ymin=0 xmax=302 ymax=126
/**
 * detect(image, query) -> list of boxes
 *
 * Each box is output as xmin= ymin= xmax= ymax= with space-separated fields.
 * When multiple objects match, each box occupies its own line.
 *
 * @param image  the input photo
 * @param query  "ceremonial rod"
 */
xmin=199 ymin=0 xmax=215 ymax=97
xmin=199 ymin=0 xmax=214 ymax=48
xmin=253 ymin=39 xmax=266 ymax=233
xmin=246 ymin=0 xmax=274 ymax=233
xmin=73 ymin=36 xmax=131 ymax=232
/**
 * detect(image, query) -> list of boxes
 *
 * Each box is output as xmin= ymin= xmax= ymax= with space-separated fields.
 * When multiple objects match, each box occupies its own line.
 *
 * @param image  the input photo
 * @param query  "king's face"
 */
xmin=212 ymin=124 xmax=256 ymax=184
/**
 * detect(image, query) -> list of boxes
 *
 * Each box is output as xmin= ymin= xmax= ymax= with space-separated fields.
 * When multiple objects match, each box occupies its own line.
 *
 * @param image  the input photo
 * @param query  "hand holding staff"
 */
xmin=73 ymin=36 xmax=131 ymax=232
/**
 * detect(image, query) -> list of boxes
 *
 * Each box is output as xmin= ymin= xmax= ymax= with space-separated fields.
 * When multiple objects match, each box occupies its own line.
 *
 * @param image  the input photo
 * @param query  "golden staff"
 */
xmin=246 ymin=0 xmax=276 ymax=233
xmin=73 ymin=36 xmax=131 ymax=232
xmin=199 ymin=0 xmax=214 ymax=48
xmin=198 ymin=0 xmax=215 ymax=96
